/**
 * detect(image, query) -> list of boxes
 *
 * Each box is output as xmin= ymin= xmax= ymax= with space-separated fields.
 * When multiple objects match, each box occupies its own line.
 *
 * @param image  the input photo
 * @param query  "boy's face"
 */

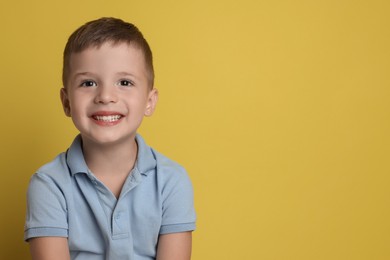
xmin=60 ymin=42 xmax=158 ymax=146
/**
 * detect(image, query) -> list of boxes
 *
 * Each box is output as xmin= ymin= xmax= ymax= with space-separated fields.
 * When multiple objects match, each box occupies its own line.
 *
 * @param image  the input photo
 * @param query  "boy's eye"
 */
xmin=119 ymin=80 xmax=134 ymax=87
xmin=80 ymin=81 xmax=97 ymax=87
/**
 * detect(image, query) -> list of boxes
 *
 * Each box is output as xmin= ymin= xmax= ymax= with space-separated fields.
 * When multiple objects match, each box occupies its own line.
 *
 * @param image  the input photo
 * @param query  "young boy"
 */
xmin=24 ymin=17 xmax=196 ymax=260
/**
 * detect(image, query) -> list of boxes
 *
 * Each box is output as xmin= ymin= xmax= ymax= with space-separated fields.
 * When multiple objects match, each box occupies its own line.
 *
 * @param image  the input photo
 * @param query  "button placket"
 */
xmin=112 ymin=206 xmax=130 ymax=239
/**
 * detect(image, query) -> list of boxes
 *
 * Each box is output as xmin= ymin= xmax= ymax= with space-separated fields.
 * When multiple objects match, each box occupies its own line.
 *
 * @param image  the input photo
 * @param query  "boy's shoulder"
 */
xmin=28 ymin=152 xmax=71 ymax=190
xmin=152 ymin=148 xmax=187 ymax=174
xmin=137 ymin=135 xmax=185 ymax=168
xmin=149 ymin=143 xmax=182 ymax=166
xmin=136 ymin=134 xmax=189 ymax=181
xmin=40 ymin=150 xmax=67 ymax=167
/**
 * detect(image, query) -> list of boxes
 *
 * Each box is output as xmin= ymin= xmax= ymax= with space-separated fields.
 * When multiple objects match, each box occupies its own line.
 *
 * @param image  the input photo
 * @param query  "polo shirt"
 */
xmin=24 ymin=134 xmax=196 ymax=260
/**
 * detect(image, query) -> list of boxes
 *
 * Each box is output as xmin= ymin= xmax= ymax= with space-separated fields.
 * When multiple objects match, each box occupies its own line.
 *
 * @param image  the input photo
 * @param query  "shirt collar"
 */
xmin=134 ymin=134 xmax=157 ymax=175
xmin=66 ymin=135 xmax=88 ymax=176
xmin=66 ymin=134 xmax=157 ymax=176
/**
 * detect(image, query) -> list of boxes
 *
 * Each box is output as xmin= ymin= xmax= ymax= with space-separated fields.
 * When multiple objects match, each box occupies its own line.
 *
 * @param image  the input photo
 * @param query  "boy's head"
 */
xmin=60 ymin=17 xmax=158 ymax=146
xmin=62 ymin=17 xmax=154 ymax=89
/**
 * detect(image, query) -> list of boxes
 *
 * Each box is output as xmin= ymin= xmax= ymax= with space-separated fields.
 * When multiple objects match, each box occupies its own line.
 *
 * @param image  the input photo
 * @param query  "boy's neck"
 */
xmin=81 ymin=136 xmax=138 ymax=178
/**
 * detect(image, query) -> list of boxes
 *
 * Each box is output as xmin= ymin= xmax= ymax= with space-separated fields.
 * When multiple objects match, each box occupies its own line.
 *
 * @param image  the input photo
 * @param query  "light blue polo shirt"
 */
xmin=25 ymin=134 xmax=196 ymax=260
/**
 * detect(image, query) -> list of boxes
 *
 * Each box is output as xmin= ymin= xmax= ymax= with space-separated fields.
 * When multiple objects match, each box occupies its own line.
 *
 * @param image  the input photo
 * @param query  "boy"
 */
xmin=24 ymin=17 xmax=196 ymax=260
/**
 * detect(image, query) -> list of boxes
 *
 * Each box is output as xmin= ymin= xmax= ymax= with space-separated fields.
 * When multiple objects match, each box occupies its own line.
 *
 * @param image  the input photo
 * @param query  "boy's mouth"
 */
xmin=91 ymin=112 xmax=124 ymax=124
xmin=92 ymin=115 xmax=123 ymax=122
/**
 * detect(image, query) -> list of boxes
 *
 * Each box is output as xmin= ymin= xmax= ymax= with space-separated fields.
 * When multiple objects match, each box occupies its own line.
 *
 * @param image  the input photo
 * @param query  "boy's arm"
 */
xmin=29 ymin=237 xmax=70 ymax=260
xmin=156 ymin=232 xmax=192 ymax=260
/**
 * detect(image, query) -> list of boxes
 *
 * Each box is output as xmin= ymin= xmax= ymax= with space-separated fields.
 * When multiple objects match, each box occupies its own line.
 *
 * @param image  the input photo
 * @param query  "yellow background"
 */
xmin=1 ymin=0 xmax=389 ymax=259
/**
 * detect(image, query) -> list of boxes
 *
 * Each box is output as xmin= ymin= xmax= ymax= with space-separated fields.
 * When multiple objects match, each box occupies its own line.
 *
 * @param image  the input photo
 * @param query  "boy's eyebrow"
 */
xmin=116 ymin=71 xmax=137 ymax=78
xmin=72 ymin=72 xmax=97 ymax=78
xmin=72 ymin=71 xmax=137 ymax=78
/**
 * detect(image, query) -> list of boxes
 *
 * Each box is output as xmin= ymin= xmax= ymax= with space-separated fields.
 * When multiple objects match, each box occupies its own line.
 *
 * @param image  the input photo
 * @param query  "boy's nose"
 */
xmin=94 ymin=86 xmax=118 ymax=104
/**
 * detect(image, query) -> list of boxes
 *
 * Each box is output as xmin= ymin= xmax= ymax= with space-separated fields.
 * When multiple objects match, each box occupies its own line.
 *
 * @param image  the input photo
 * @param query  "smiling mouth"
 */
xmin=92 ymin=115 xmax=123 ymax=122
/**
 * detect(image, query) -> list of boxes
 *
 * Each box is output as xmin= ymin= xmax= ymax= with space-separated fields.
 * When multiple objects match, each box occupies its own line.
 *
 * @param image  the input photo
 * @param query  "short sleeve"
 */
xmin=24 ymin=172 xmax=68 ymax=241
xmin=159 ymin=166 xmax=196 ymax=234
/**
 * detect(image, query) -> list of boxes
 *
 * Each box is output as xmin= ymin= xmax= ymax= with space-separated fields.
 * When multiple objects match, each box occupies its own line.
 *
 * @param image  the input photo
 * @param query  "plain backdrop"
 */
xmin=0 ymin=0 xmax=389 ymax=259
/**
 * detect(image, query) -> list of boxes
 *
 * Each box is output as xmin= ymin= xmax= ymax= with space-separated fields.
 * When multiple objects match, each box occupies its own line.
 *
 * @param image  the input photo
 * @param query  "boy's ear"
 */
xmin=145 ymin=88 xmax=158 ymax=117
xmin=60 ymin=88 xmax=71 ymax=117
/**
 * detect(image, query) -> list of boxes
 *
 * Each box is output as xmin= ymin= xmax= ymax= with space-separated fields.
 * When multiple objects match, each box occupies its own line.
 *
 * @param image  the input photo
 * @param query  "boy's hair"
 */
xmin=62 ymin=17 xmax=154 ymax=88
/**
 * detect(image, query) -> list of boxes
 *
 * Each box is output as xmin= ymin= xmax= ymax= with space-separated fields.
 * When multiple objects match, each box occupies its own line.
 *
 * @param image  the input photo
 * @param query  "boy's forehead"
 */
xmin=72 ymin=41 xmax=143 ymax=56
xmin=69 ymin=42 xmax=146 ymax=68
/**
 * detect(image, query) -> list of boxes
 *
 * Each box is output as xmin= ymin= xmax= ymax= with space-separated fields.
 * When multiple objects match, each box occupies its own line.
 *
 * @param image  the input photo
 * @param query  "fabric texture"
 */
xmin=25 ymin=134 xmax=196 ymax=260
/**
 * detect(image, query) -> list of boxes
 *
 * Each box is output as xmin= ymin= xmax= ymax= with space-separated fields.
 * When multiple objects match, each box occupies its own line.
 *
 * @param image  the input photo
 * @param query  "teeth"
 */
xmin=94 ymin=115 xmax=122 ymax=122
